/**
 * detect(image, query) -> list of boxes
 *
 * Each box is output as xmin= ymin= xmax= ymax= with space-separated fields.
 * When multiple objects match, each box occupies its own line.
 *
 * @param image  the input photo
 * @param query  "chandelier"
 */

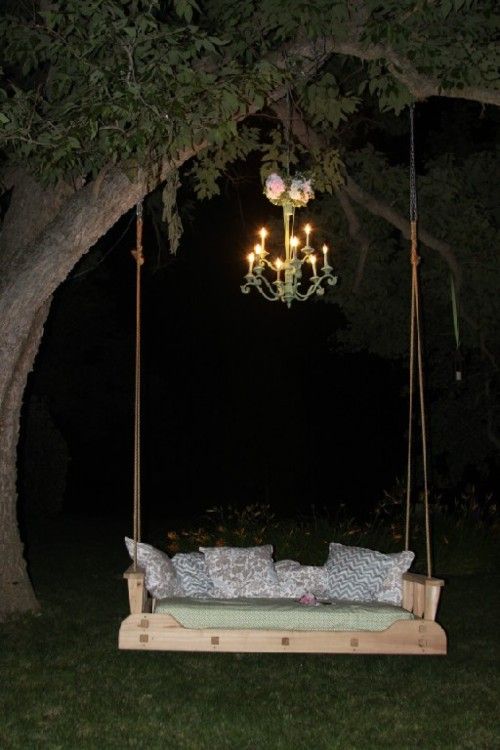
xmin=241 ymin=173 xmax=337 ymax=307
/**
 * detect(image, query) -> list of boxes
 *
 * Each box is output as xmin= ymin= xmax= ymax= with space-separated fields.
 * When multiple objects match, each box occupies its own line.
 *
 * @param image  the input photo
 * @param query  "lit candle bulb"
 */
xmin=254 ymin=243 xmax=262 ymax=262
xmin=322 ymin=244 xmax=329 ymax=267
xmin=247 ymin=251 xmax=255 ymax=274
xmin=309 ymin=253 xmax=317 ymax=277
xmin=290 ymin=236 xmax=299 ymax=258
xmin=276 ymin=257 xmax=282 ymax=281
xmin=304 ymin=223 xmax=312 ymax=247
xmin=259 ymin=227 xmax=268 ymax=254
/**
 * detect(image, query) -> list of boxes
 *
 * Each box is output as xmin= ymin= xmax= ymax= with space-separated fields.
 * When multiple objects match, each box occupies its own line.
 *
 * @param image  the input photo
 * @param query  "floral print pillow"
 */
xmin=275 ymin=560 xmax=329 ymax=599
xmin=172 ymin=552 xmax=215 ymax=598
xmin=199 ymin=545 xmax=280 ymax=598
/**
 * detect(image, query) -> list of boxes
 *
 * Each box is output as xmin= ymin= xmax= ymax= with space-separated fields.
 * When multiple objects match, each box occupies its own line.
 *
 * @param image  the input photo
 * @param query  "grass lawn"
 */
xmin=0 ymin=516 xmax=499 ymax=749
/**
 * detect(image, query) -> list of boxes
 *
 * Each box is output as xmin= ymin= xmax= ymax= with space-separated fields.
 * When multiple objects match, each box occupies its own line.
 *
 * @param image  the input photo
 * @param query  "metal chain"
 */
xmin=409 ymin=104 xmax=418 ymax=222
xmin=285 ymin=86 xmax=292 ymax=178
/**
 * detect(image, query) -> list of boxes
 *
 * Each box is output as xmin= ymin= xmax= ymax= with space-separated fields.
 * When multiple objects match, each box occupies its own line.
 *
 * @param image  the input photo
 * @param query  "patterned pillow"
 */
xmin=373 ymin=550 xmax=415 ymax=606
xmin=199 ymin=545 xmax=280 ymax=598
xmin=275 ymin=560 xmax=329 ymax=598
xmin=172 ymin=552 xmax=215 ymax=598
xmin=124 ymin=537 xmax=182 ymax=599
xmin=324 ymin=542 xmax=394 ymax=603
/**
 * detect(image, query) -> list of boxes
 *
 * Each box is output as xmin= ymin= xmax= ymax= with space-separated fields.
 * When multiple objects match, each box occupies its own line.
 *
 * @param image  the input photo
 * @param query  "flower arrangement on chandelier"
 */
xmin=264 ymin=172 xmax=314 ymax=208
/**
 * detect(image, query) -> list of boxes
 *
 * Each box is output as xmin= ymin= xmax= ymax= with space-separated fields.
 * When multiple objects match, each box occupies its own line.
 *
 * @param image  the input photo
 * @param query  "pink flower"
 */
xmin=265 ymin=173 xmax=286 ymax=199
xmin=298 ymin=592 xmax=320 ymax=606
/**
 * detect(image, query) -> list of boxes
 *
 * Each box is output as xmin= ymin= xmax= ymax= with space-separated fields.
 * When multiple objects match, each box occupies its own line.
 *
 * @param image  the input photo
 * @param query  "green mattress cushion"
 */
xmin=154 ymin=597 xmax=414 ymax=631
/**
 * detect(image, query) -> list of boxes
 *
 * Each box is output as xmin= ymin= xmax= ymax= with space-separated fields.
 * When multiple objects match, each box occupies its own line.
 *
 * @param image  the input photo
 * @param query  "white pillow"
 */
xmin=275 ymin=560 xmax=329 ymax=598
xmin=199 ymin=545 xmax=280 ymax=598
xmin=373 ymin=550 xmax=415 ymax=606
xmin=124 ymin=537 xmax=182 ymax=599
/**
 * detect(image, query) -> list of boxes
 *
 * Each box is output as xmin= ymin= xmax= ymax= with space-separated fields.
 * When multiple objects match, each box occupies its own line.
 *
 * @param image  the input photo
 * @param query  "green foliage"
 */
xmin=361 ymin=0 xmax=500 ymax=103
xmin=299 ymin=72 xmax=361 ymax=129
xmin=188 ymin=125 xmax=260 ymax=198
xmin=1 ymin=0 xmax=498 ymax=185
xmin=165 ymin=497 xmax=499 ymax=575
xmin=0 ymin=0 xmax=284 ymax=181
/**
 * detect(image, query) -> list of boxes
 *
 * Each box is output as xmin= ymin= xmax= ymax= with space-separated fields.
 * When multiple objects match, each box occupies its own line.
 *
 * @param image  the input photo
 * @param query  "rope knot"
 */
xmin=131 ymin=249 xmax=144 ymax=266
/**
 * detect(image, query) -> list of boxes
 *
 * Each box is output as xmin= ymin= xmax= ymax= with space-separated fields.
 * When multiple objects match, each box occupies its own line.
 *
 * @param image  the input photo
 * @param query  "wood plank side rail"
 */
xmin=402 ymin=572 xmax=444 ymax=620
xmin=123 ymin=566 xmax=151 ymax=614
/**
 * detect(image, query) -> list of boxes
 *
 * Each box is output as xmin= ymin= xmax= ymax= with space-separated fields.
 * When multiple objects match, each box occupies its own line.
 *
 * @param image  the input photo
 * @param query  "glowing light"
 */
xmin=309 ymin=253 xmax=317 ymax=277
xmin=304 ymin=224 xmax=312 ymax=246
xmin=276 ymin=257 xmax=283 ymax=281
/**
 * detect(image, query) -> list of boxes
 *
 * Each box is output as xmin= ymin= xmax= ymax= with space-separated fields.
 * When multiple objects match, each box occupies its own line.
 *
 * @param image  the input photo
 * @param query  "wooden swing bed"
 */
xmin=119 ymin=107 xmax=447 ymax=656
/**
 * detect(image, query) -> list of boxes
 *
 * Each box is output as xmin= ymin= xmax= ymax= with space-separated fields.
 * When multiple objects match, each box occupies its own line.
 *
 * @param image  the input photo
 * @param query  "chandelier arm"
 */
xmin=293 ymin=285 xmax=318 ymax=301
xmin=293 ymin=276 xmax=328 ymax=301
xmin=254 ymin=286 xmax=281 ymax=302
xmin=241 ymin=275 xmax=281 ymax=302
xmin=256 ymin=273 xmax=281 ymax=297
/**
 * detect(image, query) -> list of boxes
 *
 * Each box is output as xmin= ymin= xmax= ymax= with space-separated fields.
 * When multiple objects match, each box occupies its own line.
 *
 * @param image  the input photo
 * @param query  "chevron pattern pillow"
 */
xmin=325 ymin=543 xmax=395 ymax=603
xmin=172 ymin=552 xmax=215 ymax=598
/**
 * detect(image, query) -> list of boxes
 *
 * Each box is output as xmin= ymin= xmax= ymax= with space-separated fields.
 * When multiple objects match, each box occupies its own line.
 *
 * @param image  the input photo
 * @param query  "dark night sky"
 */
xmin=20 ymin=174 xmax=407 ymax=525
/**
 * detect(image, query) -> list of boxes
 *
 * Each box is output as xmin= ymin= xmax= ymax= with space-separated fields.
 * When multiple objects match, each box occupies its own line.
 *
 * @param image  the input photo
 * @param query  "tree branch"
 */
xmin=336 ymin=188 xmax=371 ymax=293
xmin=331 ymin=37 xmax=500 ymax=108
xmin=343 ymin=175 xmax=463 ymax=289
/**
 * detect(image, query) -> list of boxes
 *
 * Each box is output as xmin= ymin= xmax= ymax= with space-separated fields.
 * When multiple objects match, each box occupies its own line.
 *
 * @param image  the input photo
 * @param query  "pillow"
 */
xmin=275 ymin=560 xmax=329 ymax=599
xmin=324 ymin=542 xmax=394 ymax=602
xmin=172 ymin=552 xmax=215 ymax=598
xmin=124 ymin=537 xmax=182 ymax=599
xmin=373 ymin=550 xmax=415 ymax=606
xmin=199 ymin=545 xmax=280 ymax=598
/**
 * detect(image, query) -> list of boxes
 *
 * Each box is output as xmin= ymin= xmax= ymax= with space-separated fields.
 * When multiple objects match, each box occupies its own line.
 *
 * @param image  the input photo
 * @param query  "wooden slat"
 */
xmin=123 ymin=568 xmax=149 ymax=615
xmin=403 ymin=573 xmax=444 ymax=587
xmin=424 ymin=582 xmax=442 ymax=621
xmin=413 ymin=583 xmax=425 ymax=618
xmin=118 ymin=615 xmax=447 ymax=655
xmin=402 ymin=578 xmax=414 ymax=612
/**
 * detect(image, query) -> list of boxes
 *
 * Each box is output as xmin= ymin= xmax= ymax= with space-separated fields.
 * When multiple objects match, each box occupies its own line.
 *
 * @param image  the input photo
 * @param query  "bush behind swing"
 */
xmin=165 ymin=483 xmax=499 ymax=576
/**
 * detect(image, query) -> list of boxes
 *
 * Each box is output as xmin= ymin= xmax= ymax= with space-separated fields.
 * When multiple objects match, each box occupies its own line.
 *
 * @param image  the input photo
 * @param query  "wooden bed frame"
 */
xmin=118 ymin=568 xmax=447 ymax=655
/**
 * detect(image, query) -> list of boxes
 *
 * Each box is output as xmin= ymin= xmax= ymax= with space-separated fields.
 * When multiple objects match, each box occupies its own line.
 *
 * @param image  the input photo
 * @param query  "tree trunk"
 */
xmin=0 ymin=300 xmax=51 ymax=618
xmin=0 ymin=157 xmax=192 ymax=619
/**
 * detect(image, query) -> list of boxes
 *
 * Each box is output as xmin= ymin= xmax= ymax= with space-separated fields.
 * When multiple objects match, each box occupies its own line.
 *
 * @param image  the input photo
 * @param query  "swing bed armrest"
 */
xmin=402 ymin=573 xmax=444 ymax=621
xmin=123 ymin=566 xmax=152 ymax=614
